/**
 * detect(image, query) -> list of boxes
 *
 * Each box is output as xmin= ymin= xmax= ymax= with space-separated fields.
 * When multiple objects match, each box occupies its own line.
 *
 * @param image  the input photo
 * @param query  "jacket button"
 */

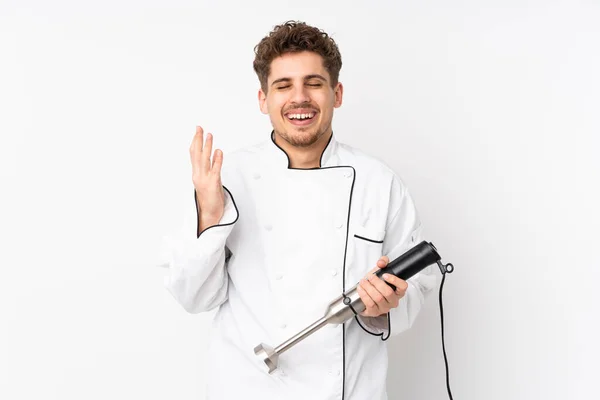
xmin=331 ymin=269 xmax=338 ymax=276
xmin=280 ymin=323 xmax=287 ymax=329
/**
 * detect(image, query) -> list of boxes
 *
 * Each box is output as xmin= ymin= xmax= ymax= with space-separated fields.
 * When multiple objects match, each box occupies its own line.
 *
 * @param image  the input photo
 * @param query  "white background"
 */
xmin=1 ymin=0 xmax=599 ymax=399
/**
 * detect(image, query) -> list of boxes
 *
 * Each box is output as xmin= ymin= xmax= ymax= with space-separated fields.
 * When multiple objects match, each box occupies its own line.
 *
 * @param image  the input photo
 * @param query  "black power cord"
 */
xmin=437 ymin=261 xmax=455 ymax=399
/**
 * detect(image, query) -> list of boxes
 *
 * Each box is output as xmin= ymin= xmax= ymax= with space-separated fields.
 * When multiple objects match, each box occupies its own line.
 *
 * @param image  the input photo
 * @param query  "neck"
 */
xmin=274 ymin=130 xmax=332 ymax=169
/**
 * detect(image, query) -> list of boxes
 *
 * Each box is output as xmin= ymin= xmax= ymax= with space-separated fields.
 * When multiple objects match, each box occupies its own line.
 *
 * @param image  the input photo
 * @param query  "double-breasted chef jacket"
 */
xmin=159 ymin=131 xmax=438 ymax=399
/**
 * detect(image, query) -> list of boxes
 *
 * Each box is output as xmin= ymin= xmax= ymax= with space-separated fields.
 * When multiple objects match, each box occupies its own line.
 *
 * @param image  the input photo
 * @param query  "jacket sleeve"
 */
xmin=357 ymin=175 xmax=437 ymax=339
xmin=158 ymin=186 xmax=239 ymax=314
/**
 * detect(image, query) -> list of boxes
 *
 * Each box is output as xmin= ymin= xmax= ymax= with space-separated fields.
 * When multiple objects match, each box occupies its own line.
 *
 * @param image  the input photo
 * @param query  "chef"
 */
xmin=159 ymin=20 xmax=437 ymax=400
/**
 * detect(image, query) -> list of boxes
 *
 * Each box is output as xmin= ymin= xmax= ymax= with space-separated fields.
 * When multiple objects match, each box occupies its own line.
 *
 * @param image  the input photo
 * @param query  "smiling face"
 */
xmin=259 ymin=51 xmax=343 ymax=147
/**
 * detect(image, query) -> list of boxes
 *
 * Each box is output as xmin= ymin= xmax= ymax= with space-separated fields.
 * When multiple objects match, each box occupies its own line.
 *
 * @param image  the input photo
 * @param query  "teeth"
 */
xmin=288 ymin=112 xmax=315 ymax=120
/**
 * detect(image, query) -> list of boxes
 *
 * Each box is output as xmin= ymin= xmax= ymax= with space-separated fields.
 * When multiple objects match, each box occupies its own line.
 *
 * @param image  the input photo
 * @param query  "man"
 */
xmin=160 ymin=20 xmax=437 ymax=400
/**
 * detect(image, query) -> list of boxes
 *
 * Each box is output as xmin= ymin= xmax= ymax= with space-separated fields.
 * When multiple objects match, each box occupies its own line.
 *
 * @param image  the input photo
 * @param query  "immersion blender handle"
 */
xmin=374 ymin=241 xmax=441 ymax=290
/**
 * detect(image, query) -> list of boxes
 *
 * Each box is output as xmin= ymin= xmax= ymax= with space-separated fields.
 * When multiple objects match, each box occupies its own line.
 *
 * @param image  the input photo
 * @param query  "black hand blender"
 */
xmin=254 ymin=241 xmax=455 ymax=399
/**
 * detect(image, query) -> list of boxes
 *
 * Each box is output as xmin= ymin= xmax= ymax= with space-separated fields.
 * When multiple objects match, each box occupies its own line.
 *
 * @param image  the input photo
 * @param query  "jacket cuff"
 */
xmin=196 ymin=186 xmax=239 ymax=238
xmin=355 ymin=313 xmax=391 ymax=340
xmin=157 ymin=186 xmax=239 ymax=270
xmin=354 ymin=279 xmax=421 ymax=340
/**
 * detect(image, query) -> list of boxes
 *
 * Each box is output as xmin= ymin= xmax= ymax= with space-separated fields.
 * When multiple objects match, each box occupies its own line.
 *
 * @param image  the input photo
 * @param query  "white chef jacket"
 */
xmin=159 ymin=132 xmax=438 ymax=400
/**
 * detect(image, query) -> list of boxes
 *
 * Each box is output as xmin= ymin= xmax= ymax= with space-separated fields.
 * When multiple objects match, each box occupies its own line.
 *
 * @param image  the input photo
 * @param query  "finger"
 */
xmin=190 ymin=126 xmax=204 ymax=174
xmin=361 ymin=277 xmax=387 ymax=307
xmin=357 ymin=280 xmax=378 ymax=313
xmin=377 ymin=255 xmax=389 ymax=268
xmin=368 ymin=273 xmax=396 ymax=303
xmin=203 ymin=133 xmax=213 ymax=171
xmin=383 ymin=274 xmax=408 ymax=296
xmin=194 ymin=126 xmax=204 ymax=151
xmin=211 ymin=149 xmax=223 ymax=174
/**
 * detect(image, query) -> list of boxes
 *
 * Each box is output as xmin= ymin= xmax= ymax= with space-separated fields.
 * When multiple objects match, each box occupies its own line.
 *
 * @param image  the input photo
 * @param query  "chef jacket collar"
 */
xmin=268 ymin=130 xmax=339 ymax=169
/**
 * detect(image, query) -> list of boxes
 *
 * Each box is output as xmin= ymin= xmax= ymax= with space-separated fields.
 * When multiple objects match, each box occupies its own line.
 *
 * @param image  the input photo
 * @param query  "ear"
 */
xmin=333 ymin=82 xmax=343 ymax=108
xmin=258 ymin=88 xmax=268 ymax=114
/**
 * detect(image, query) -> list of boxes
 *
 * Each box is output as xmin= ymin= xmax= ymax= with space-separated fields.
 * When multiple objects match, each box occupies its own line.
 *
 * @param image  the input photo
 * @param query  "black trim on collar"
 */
xmin=270 ymin=130 xmax=334 ymax=169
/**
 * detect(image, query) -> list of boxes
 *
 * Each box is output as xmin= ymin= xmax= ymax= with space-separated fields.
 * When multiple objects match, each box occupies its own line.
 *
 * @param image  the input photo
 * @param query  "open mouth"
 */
xmin=285 ymin=110 xmax=318 ymax=126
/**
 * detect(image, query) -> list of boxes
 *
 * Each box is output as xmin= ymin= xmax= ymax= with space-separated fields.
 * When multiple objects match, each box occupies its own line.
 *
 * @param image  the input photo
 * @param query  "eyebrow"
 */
xmin=270 ymin=74 xmax=328 ymax=87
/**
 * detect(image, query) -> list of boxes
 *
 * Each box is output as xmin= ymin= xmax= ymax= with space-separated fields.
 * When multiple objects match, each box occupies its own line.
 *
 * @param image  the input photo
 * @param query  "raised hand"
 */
xmin=190 ymin=126 xmax=225 ymax=232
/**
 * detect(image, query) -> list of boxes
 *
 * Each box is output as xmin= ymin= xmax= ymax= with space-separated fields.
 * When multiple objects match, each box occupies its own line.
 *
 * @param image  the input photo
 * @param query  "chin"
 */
xmin=282 ymin=128 xmax=322 ymax=147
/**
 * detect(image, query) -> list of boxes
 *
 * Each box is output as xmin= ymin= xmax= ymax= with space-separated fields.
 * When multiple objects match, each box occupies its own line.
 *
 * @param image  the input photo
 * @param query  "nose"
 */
xmin=290 ymin=84 xmax=310 ymax=105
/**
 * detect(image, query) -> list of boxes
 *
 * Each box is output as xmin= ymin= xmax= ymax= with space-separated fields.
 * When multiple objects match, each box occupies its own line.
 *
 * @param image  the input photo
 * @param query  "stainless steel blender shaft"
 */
xmin=253 ymin=284 xmax=364 ymax=374
xmin=274 ymin=316 xmax=328 ymax=355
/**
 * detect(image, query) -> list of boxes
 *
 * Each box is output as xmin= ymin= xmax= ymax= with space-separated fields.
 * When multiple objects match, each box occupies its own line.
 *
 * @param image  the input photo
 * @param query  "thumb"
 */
xmin=366 ymin=256 xmax=390 ymax=276
xmin=376 ymin=255 xmax=389 ymax=269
